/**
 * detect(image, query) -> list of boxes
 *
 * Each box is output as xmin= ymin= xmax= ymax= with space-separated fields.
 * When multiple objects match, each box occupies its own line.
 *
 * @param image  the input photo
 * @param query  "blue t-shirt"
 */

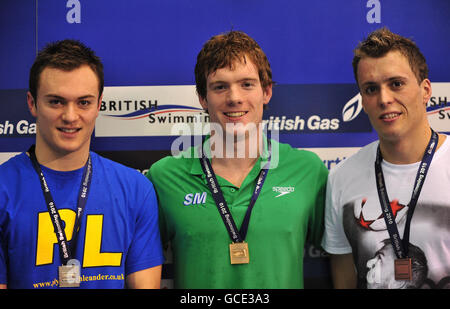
xmin=0 ymin=152 xmax=164 ymax=289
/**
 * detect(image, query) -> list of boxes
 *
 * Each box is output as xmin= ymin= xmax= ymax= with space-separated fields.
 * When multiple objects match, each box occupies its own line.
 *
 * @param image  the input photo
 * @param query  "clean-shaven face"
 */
xmin=357 ymin=50 xmax=431 ymax=143
xmin=27 ymin=65 xmax=101 ymax=158
xmin=199 ymin=58 xmax=272 ymax=140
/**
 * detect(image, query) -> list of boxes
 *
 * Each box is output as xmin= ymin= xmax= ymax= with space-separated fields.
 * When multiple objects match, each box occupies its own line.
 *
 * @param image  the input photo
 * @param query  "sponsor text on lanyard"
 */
xmin=28 ymin=145 xmax=92 ymax=287
xmin=199 ymin=139 xmax=271 ymax=264
xmin=374 ymin=130 xmax=438 ymax=280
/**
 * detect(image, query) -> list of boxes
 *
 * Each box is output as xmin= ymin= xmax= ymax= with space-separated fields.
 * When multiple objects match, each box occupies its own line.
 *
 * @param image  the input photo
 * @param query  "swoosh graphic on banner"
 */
xmin=102 ymin=105 xmax=203 ymax=119
xmin=426 ymin=105 xmax=450 ymax=114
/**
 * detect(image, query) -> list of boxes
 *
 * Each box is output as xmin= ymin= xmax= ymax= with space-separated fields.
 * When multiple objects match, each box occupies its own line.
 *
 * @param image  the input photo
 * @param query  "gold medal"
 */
xmin=394 ymin=258 xmax=412 ymax=281
xmin=229 ymin=242 xmax=249 ymax=264
xmin=58 ymin=265 xmax=81 ymax=287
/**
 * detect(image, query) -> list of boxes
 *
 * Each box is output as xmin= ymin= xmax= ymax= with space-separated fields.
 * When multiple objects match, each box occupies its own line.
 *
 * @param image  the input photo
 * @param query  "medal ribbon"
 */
xmin=28 ymin=145 xmax=92 ymax=265
xmin=374 ymin=130 xmax=438 ymax=259
xmin=199 ymin=139 xmax=271 ymax=243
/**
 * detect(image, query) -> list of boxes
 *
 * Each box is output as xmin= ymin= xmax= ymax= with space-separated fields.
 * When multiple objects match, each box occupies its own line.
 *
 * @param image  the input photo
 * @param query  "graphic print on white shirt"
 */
xmin=322 ymin=137 xmax=450 ymax=289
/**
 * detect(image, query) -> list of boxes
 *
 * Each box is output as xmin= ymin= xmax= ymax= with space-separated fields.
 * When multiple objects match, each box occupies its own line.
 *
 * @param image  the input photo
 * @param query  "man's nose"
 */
xmin=226 ymin=85 xmax=243 ymax=105
xmin=61 ymin=103 xmax=79 ymax=122
xmin=378 ymin=86 xmax=394 ymax=107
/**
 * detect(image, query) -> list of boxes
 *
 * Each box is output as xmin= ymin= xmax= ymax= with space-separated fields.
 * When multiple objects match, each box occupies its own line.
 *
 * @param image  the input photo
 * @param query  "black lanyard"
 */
xmin=375 ymin=130 xmax=438 ymax=259
xmin=199 ymin=139 xmax=271 ymax=243
xmin=28 ymin=145 xmax=92 ymax=265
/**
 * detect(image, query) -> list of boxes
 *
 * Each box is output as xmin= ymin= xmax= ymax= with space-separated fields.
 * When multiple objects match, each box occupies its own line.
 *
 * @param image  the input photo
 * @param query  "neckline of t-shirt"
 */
xmin=380 ymin=134 xmax=449 ymax=170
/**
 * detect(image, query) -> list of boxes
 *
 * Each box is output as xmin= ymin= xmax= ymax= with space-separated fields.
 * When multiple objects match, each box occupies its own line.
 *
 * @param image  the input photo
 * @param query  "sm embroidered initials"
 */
xmin=183 ymin=192 xmax=207 ymax=206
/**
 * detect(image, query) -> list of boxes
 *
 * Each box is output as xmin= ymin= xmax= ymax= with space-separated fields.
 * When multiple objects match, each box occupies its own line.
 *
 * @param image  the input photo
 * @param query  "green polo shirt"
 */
xmin=147 ymin=138 xmax=328 ymax=289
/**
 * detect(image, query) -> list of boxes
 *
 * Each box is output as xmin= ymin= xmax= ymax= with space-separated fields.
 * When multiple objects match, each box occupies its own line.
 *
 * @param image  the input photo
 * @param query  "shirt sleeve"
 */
xmin=307 ymin=158 xmax=329 ymax=248
xmin=147 ymin=165 xmax=170 ymax=249
xmin=321 ymin=173 xmax=353 ymax=254
xmin=0 ymin=230 xmax=6 ymax=284
xmin=125 ymin=180 xmax=164 ymax=275
xmin=0 ymin=190 xmax=7 ymax=285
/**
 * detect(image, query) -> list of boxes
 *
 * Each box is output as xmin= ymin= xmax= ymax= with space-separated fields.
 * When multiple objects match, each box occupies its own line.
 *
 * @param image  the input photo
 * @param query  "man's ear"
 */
xmin=262 ymin=84 xmax=273 ymax=106
xmin=420 ymin=78 xmax=432 ymax=106
xmin=27 ymin=91 xmax=38 ymax=117
xmin=97 ymin=94 xmax=103 ymax=111
xmin=198 ymin=94 xmax=208 ymax=111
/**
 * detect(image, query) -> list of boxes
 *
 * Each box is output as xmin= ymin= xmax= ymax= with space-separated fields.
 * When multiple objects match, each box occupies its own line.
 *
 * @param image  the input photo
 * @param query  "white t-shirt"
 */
xmin=322 ymin=135 xmax=450 ymax=289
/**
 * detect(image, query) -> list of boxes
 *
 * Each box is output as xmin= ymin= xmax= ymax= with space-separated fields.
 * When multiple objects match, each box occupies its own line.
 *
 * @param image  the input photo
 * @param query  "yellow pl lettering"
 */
xmin=82 ymin=215 xmax=122 ymax=267
xmin=36 ymin=212 xmax=122 ymax=267
xmin=36 ymin=209 xmax=76 ymax=265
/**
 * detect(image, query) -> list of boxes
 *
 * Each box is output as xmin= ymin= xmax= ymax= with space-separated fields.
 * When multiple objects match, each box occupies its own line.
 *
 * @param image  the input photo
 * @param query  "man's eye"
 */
xmin=392 ymin=80 xmax=404 ymax=88
xmin=213 ymin=85 xmax=226 ymax=91
xmin=49 ymin=99 xmax=62 ymax=105
xmin=364 ymin=85 xmax=377 ymax=95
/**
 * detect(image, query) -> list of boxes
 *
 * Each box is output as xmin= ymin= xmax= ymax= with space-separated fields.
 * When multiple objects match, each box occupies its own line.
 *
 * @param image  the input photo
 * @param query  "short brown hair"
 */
xmin=29 ymin=39 xmax=104 ymax=100
xmin=195 ymin=31 xmax=273 ymax=100
xmin=352 ymin=27 xmax=428 ymax=85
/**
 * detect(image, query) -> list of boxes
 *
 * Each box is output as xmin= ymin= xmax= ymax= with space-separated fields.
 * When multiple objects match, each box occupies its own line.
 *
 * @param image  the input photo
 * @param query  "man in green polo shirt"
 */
xmin=147 ymin=31 xmax=328 ymax=289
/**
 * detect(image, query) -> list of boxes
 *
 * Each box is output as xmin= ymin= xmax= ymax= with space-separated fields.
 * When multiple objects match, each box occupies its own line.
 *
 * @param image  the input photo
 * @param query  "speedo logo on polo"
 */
xmin=183 ymin=192 xmax=207 ymax=206
xmin=183 ymin=187 xmax=294 ymax=205
xmin=272 ymin=186 xmax=295 ymax=198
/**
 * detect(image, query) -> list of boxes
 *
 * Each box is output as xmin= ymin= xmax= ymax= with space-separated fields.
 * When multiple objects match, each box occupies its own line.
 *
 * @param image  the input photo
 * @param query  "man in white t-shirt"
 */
xmin=322 ymin=27 xmax=450 ymax=289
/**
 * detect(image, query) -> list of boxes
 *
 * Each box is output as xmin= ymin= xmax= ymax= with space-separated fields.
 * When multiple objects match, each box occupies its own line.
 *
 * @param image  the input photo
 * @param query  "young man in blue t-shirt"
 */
xmin=0 ymin=40 xmax=163 ymax=289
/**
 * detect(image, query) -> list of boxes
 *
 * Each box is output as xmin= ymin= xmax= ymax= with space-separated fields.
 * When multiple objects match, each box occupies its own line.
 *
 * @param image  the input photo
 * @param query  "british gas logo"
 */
xmin=262 ymin=84 xmax=372 ymax=133
xmin=342 ymin=93 xmax=363 ymax=122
